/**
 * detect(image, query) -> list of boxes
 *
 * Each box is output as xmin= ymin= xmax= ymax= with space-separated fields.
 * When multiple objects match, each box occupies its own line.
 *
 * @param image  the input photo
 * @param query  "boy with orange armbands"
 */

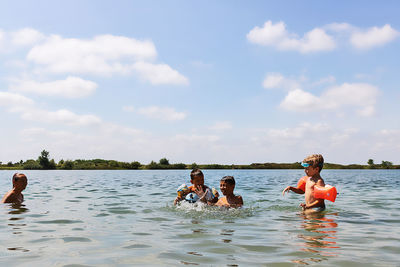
xmin=282 ymin=154 xmax=327 ymax=213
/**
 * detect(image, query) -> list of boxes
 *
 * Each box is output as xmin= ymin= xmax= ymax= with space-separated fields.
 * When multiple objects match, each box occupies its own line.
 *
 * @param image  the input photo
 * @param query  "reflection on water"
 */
xmin=293 ymin=212 xmax=339 ymax=265
xmin=4 ymin=203 xmax=30 ymax=252
xmin=8 ymin=203 xmax=29 ymax=215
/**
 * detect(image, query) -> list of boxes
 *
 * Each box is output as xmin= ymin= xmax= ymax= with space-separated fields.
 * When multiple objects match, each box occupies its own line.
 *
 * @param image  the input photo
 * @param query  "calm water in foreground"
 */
xmin=0 ymin=169 xmax=399 ymax=267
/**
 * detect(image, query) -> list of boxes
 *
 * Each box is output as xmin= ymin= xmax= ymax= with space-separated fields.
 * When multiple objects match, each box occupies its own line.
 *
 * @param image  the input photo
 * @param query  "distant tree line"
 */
xmin=0 ymin=150 xmax=398 ymax=170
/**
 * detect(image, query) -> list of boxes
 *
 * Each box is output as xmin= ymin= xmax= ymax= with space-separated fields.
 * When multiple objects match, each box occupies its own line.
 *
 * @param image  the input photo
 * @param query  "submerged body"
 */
xmin=2 ymin=173 xmax=28 ymax=204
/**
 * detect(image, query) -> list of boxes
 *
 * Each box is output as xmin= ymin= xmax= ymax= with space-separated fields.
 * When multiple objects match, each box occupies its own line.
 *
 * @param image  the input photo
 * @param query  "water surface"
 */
xmin=0 ymin=169 xmax=399 ymax=266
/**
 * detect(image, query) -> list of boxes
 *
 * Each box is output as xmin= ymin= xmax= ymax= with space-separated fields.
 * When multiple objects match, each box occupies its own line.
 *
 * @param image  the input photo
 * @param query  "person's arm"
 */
xmin=208 ymin=193 xmax=219 ymax=204
xmin=174 ymin=191 xmax=190 ymax=205
xmin=282 ymin=186 xmax=304 ymax=195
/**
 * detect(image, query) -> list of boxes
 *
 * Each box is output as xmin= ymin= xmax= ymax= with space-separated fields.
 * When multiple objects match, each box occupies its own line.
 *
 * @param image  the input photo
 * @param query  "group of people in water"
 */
xmin=2 ymin=154 xmax=333 ymax=214
xmin=174 ymin=154 xmax=333 ymax=213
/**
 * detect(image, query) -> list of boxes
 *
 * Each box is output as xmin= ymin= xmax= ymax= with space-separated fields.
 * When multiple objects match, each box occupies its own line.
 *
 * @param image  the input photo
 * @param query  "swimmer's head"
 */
xmin=190 ymin=169 xmax=204 ymax=186
xmin=220 ymin=176 xmax=235 ymax=196
xmin=302 ymin=154 xmax=324 ymax=173
xmin=12 ymin=173 xmax=28 ymax=191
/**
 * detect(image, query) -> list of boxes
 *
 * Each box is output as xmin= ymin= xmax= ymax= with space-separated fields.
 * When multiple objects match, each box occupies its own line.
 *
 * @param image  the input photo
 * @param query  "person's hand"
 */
xmin=299 ymin=203 xmax=306 ymax=211
xmin=282 ymin=186 xmax=291 ymax=196
xmin=194 ymin=185 xmax=206 ymax=201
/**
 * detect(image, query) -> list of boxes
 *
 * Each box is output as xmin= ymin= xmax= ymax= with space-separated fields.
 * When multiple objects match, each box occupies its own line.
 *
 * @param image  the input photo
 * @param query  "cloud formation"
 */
xmin=247 ymin=21 xmax=336 ymax=53
xmin=27 ymin=34 xmax=156 ymax=74
xmin=248 ymin=21 xmax=399 ymax=52
xmin=11 ymin=28 xmax=45 ymax=46
xmin=10 ymin=76 xmax=97 ymax=98
xmin=132 ymin=61 xmax=189 ymax=85
xmin=350 ymin=24 xmax=400 ymax=50
xmin=0 ymin=91 xmax=101 ymax=126
xmin=262 ymin=72 xmax=300 ymax=90
xmin=280 ymin=82 xmax=379 ymax=116
xmin=17 ymin=31 xmax=188 ymax=85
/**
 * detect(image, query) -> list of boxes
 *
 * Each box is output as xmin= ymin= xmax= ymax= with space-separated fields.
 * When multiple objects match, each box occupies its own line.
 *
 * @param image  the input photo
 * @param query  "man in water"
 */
xmin=1 ymin=173 xmax=28 ymax=204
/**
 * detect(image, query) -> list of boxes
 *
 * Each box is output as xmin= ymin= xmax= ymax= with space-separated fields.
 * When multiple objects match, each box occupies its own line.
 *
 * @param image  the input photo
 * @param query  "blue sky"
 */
xmin=0 ymin=1 xmax=399 ymax=164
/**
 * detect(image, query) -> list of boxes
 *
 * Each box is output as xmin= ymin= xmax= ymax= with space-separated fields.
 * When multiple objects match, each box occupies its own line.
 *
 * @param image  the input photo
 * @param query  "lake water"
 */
xmin=0 ymin=169 xmax=399 ymax=266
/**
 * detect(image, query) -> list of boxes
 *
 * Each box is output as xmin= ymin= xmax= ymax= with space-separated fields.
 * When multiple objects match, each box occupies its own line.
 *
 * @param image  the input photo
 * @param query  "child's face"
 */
xmin=191 ymin=175 xmax=204 ymax=186
xmin=304 ymin=165 xmax=319 ymax=177
xmin=220 ymin=181 xmax=234 ymax=196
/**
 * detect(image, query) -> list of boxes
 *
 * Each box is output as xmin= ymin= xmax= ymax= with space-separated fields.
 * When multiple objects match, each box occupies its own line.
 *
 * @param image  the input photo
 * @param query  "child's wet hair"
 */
xmin=13 ymin=173 xmax=27 ymax=182
xmin=303 ymin=154 xmax=324 ymax=171
xmin=190 ymin=169 xmax=204 ymax=180
xmin=221 ymin=176 xmax=235 ymax=186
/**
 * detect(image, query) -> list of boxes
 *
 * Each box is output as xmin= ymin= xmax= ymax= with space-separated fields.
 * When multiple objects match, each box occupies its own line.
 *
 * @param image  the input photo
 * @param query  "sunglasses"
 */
xmin=301 ymin=162 xmax=323 ymax=168
xmin=301 ymin=162 xmax=310 ymax=167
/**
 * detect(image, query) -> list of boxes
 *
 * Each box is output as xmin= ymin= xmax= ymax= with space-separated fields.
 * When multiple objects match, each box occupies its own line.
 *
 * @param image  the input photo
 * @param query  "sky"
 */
xmin=0 ymin=0 xmax=399 ymax=165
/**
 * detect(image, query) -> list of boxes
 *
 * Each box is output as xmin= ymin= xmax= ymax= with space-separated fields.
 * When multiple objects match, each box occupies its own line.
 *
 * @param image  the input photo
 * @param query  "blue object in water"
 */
xmin=185 ymin=192 xmax=199 ymax=203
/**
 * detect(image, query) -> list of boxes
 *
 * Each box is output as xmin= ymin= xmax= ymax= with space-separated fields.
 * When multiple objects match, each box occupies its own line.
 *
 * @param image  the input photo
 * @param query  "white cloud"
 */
xmin=331 ymin=128 xmax=359 ymax=145
xmin=11 ymin=28 xmax=45 ymax=46
xmin=247 ymin=21 xmax=336 ymax=53
xmin=24 ymin=32 xmax=189 ymax=85
xmin=280 ymin=83 xmax=379 ymax=116
xmin=27 ymin=34 xmax=157 ymax=75
xmin=248 ymin=21 xmax=399 ymax=53
xmin=280 ymin=89 xmax=321 ymax=112
xmin=262 ymin=72 xmax=299 ymax=90
xmin=138 ymin=106 xmax=187 ymax=121
xmin=0 ymin=29 xmax=4 ymax=49
xmin=10 ymin=76 xmax=97 ymax=98
xmin=350 ymin=24 xmax=399 ymax=50
xmin=0 ymin=91 xmax=34 ymax=107
xmin=132 ymin=61 xmax=189 ymax=85
xmin=209 ymin=121 xmax=232 ymax=131
xmin=20 ymin=108 xmax=102 ymax=126
xmin=263 ymin=73 xmax=284 ymax=89
xmin=0 ymin=91 xmax=101 ymax=126
xmin=265 ymin=122 xmax=331 ymax=140
xmin=2 ymin=28 xmax=189 ymax=86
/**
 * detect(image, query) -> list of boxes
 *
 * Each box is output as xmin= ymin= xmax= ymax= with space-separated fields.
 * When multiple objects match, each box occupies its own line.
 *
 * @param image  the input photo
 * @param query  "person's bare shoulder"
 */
xmin=2 ymin=191 xmax=16 ymax=203
xmin=235 ymin=195 xmax=243 ymax=205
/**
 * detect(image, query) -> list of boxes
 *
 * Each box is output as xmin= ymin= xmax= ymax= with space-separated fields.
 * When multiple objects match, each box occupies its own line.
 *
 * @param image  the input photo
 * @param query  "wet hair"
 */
xmin=13 ymin=173 xmax=27 ymax=182
xmin=220 ymin=176 xmax=235 ymax=186
xmin=303 ymin=154 xmax=324 ymax=172
xmin=190 ymin=169 xmax=204 ymax=180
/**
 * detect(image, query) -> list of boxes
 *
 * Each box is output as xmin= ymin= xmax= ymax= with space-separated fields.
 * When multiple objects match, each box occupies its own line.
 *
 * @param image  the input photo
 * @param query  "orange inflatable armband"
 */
xmin=314 ymin=184 xmax=337 ymax=202
xmin=296 ymin=176 xmax=308 ymax=192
